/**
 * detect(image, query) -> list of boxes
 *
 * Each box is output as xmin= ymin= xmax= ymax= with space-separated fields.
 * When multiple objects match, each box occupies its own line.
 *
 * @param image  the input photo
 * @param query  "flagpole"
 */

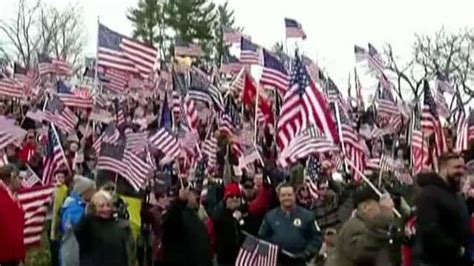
xmin=344 ymin=158 xmax=402 ymax=218
xmin=334 ymin=102 xmax=348 ymax=173
xmin=50 ymin=123 xmax=71 ymax=172
xmin=253 ymin=86 xmax=259 ymax=143
xmin=93 ymin=16 xmax=100 ymax=142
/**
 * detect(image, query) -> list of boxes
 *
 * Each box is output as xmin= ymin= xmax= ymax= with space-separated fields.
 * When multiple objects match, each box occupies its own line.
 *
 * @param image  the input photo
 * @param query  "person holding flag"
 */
xmin=259 ymin=183 xmax=322 ymax=265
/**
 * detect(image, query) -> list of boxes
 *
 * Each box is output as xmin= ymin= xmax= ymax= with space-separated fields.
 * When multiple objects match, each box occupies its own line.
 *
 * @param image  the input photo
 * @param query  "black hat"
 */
xmin=352 ymin=186 xmax=379 ymax=208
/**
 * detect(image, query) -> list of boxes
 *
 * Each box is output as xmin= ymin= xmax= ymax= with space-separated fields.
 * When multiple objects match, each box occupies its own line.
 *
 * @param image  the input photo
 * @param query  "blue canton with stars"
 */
xmin=423 ymin=80 xmax=438 ymax=117
xmin=307 ymin=156 xmax=323 ymax=182
xmin=289 ymin=53 xmax=309 ymax=97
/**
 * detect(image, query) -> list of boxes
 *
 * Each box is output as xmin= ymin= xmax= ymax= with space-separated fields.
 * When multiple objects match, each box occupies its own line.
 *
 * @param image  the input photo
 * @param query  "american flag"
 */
xmin=235 ymin=235 xmax=259 ymax=266
xmin=52 ymin=58 xmax=72 ymax=76
xmin=368 ymin=43 xmax=385 ymax=74
xmin=0 ymin=76 xmax=23 ymax=98
xmin=326 ymin=77 xmax=350 ymax=114
xmin=174 ymin=38 xmax=204 ymax=57
xmin=434 ymin=82 xmax=450 ymax=118
xmin=454 ymin=93 xmax=468 ymax=152
xmin=57 ymin=80 xmax=93 ymax=109
xmin=219 ymin=97 xmax=240 ymax=137
xmin=20 ymin=164 xmax=42 ymax=188
xmin=148 ymin=128 xmax=181 ymax=163
xmin=183 ymin=95 xmax=199 ymax=131
xmin=354 ymin=67 xmax=364 ymax=109
xmin=37 ymin=53 xmax=57 ymax=75
xmin=284 ymin=18 xmax=306 ymax=39
xmin=171 ymin=90 xmax=182 ymax=120
xmin=412 ymin=111 xmax=429 ymax=175
xmin=260 ymin=49 xmax=289 ymax=95
xmin=125 ymin=129 xmax=148 ymax=154
xmin=278 ymin=125 xmax=338 ymax=167
xmin=338 ymin=103 xmax=366 ymax=181
xmin=421 ymin=80 xmax=447 ymax=156
xmin=103 ymin=67 xmax=130 ymax=94
xmin=97 ymin=137 xmax=152 ymax=191
xmin=468 ymin=110 xmax=474 ymax=144
xmin=221 ymin=54 xmax=243 ymax=74
xmin=92 ymin=123 xmax=121 ymax=154
xmin=305 ymin=156 xmax=322 ymax=199
xmin=238 ymin=144 xmax=261 ymax=169
xmin=17 ymin=185 xmax=54 ymax=246
xmin=98 ymin=24 xmax=157 ymax=78
xmin=202 ymin=136 xmax=218 ymax=170
xmin=223 ymin=26 xmax=242 ymax=44
xmin=354 ymin=45 xmax=367 ymax=62
xmin=229 ymin=67 xmax=246 ymax=96
xmin=44 ymin=96 xmax=78 ymax=133
xmin=41 ymin=126 xmax=67 ymax=185
xmin=436 ymin=72 xmax=455 ymax=94
xmin=254 ymin=240 xmax=278 ymax=266
xmin=13 ymin=63 xmax=37 ymax=93
xmin=188 ymin=87 xmax=212 ymax=106
xmin=209 ymin=84 xmax=224 ymax=111
xmin=276 ymin=53 xmax=339 ymax=151
xmin=375 ymin=79 xmax=398 ymax=117
xmin=240 ymin=37 xmax=260 ymax=65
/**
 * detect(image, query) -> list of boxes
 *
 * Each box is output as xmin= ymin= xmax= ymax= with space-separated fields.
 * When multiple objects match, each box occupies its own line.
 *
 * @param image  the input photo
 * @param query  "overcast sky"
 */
xmin=1 ymin=0 xmax=473 ymax=95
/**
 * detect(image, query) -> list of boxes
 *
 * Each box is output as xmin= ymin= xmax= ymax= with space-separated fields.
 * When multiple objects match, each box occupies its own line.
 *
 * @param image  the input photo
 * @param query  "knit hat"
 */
xmin=352 ymin=186 xmax=379 ymax=208
xmin=73 ymin=175 xmax=96 ymax=195
xmin=224 ymin=183 xmax=241 ymax=199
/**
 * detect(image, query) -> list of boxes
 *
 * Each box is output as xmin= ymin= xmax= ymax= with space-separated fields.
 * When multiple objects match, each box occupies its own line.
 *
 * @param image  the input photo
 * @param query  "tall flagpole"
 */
xmin=334 ymin=102 xmax=349 ymax=174
xmin=93 ymin=16 xmax=100 ymax=141
xmin=254 ymin=85 xmax=260 ymax=143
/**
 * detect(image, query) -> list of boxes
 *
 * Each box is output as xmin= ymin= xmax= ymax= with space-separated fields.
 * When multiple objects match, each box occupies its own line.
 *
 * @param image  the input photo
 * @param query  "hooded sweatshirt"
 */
xmin=414 ymin=172 xmax=471 ymax=265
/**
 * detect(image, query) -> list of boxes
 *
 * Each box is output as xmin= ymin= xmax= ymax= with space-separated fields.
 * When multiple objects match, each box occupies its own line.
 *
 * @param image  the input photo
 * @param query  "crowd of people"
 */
xmin=0 ymin=50 xmax=472 ymax=266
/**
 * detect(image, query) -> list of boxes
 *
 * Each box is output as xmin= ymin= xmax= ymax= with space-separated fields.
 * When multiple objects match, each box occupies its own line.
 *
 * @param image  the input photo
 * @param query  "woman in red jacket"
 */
xmin=0 ymin=165 xmax=25 ymax=266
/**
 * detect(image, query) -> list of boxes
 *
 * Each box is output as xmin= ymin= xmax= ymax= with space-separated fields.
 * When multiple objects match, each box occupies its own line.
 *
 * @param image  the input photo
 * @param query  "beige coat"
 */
xmin=325 ymin=212 xmax=393 ymax=266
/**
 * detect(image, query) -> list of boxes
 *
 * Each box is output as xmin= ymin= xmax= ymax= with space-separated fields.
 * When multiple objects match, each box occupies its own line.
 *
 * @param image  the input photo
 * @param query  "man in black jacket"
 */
xmin=161 ymin=186 xmax=212 ymax=266
xmin=415 ymin=152 xmax=471 ymax=266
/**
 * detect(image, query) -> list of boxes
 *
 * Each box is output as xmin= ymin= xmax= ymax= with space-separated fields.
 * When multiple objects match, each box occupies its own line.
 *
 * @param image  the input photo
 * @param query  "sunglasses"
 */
xmin=228 ymin=194 xmax=241 ymax=199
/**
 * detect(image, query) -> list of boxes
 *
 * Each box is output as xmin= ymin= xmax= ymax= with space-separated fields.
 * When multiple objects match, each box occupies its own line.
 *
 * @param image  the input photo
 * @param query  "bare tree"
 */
xmin=0 ymin=0 xmax=41 ymax=67
xmin=39 ymin=5 xmax=86 ymax=69
xmin=0 ymin=0 xmax=86 ymax=71
xmin=385 ymin=28 xmax=474 ymax=103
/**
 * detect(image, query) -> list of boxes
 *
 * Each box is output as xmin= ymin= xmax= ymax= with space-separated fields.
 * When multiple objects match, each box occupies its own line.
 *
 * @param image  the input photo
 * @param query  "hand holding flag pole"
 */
xmin=344 ymin=158 xmax=401 ymax=218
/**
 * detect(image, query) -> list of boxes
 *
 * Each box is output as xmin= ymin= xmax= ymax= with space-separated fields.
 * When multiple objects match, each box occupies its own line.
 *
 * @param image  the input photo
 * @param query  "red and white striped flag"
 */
xmin=276 ymin=55 xmax=338 ymax=152
xmin=148 ymin=128 xmax=180 ymax=163
xmin=17 ymin=185 xmax=55 ymax=246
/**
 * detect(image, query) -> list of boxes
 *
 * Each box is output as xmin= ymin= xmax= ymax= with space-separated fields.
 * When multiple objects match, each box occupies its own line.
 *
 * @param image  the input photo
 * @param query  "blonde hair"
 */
xmin=87 ymin=190 xmax=113 ymax=215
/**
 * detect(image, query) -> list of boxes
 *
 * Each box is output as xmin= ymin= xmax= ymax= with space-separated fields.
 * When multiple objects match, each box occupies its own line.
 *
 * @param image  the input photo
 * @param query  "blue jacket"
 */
xmin=258 ymin=206 xmax=321 ymax=255
xmin=60 ymin=192 xmax=86 ymax=234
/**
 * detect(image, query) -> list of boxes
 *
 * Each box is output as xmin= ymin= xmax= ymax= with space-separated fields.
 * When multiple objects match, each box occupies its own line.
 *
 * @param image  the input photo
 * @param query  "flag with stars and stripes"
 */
xmin=412 ymin=106 xmax=430 ymax=175
xmin=42 ymin=126 xmax=67 ymax=185
xmin=235 ymin=235 xmax=259 ymax=266
xmin=421 ymin=80 xmax=447 ymax=160
xmin=44 ymin=96 xmax=78 ymax=133
xmin=338 ymin=103 xmax=366 ymax=181
xmin=354 ymin=45 xmax=367 ymax=62
xmin=305 ymin=156 xmax=322 ymax=199
xmin=240 ymin=37 xmax=261 ymax=65
xmin=454 ymin=93 xmax=468 ymax=152
xmin=367 ymin=43 xmax=385 ymax=74
xmin=260 ymin=49 xmax=289 ymax=95
xmin=276 ymin=52 xmax=338 ymax=152
xmin=97 ymin=136 xmax=153 ymax=191
xmin=98 ymin=23 xmax=158 ymax=79
xmin=284 ymin=18 xmax=306 ymax=39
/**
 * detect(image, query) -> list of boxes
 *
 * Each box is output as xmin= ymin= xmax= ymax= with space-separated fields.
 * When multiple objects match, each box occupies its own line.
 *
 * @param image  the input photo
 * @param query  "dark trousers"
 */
xmin=0 ymin=263 xmax=20 ymax=266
